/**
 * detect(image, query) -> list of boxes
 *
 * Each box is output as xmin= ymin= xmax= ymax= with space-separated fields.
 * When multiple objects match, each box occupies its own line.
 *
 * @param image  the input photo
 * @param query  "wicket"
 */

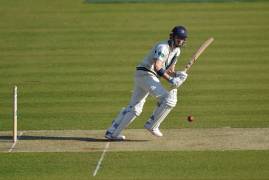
xmin=13 ymin=86 xmax=18 ymax=142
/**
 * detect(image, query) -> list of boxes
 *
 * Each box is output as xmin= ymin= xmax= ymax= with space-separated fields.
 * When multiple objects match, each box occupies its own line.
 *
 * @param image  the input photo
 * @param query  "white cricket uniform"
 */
xmin=131 ymin=40 xmax=180 ymax=112
xmin=137 ymin=40 xmax=180 ymax=76
xmin=105 ymin=40 xmax=181 ymax=139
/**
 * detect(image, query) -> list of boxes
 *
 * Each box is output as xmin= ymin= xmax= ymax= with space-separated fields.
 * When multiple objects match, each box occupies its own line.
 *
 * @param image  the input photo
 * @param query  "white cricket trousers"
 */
xmin=129 ymin=70 xmax=169 ymax=115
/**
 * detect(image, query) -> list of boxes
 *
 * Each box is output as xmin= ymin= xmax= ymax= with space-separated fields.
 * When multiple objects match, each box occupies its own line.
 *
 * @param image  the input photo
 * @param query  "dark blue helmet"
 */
xmin=171 ymin=26 xmax=187 ymax=39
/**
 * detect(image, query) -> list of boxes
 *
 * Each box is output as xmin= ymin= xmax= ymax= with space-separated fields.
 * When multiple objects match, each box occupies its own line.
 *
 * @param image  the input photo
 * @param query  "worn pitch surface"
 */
xmin=1 ymin=128 xmax=269 ymax=152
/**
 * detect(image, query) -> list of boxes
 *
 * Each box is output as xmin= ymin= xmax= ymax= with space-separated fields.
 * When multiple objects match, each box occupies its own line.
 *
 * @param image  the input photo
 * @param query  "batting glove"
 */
xmin=175 ymin=71 xmax=188 ymax=82
xmin=169 ymin=77 xmax=184 ymax=88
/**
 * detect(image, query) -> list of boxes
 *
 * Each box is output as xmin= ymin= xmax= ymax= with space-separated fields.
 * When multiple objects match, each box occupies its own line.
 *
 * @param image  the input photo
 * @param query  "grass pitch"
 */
xmin=0 ymin=0 xmax=269 ymax=179
xmin=1 ymin=128 xmax=269 ymax=152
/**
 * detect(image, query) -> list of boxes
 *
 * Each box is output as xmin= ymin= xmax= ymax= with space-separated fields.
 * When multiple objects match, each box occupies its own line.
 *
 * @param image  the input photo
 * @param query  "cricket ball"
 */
xmin=187 ymin=115 xmax=194 ymax=122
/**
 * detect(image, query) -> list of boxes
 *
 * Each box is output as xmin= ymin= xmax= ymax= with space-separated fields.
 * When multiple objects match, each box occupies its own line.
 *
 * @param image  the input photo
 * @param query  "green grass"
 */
xmin=101 ymin=151 xmax=269 ymax=180
xmin=0 ymin=152 xmax=100 ymax=180
xmin=0 ymin=1 xmax=269 ymax=179
xmin=0 ymin=151 xmax=269 ymax=180
xmin=86 ymin=0 xmax=269 ymax=3
xmin=0 ymin=1 xmax=269 ymax=130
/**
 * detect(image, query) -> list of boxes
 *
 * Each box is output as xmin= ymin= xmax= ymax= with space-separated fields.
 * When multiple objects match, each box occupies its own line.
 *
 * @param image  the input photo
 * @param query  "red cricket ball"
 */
xmin=187 ymin=115 xmax=194 ymax=122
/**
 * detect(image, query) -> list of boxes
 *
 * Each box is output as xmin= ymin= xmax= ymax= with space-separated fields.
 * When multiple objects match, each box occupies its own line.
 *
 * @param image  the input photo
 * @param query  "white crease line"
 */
xmin=8 ymin=131 xmax=24 ymax=152
xmin=92 ymin=142 xmax=110 ymax=176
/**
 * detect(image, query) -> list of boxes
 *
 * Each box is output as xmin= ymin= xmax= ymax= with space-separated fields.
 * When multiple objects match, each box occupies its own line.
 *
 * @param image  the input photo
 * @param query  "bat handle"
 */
xmin=184 ymin=62 xmax=192 ymax=73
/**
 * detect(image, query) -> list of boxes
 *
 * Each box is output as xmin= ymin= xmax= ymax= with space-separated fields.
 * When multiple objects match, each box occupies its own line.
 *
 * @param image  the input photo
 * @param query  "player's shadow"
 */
xmin=0 ymin=135 xmax=149 ymax=142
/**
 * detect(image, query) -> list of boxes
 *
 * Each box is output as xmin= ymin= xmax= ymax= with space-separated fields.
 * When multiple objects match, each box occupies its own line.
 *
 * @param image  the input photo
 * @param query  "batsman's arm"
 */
xmin=166 ymin=64 xmax=176 ymax=76
xmin=154 ymin=59 xmax=173 ymax=82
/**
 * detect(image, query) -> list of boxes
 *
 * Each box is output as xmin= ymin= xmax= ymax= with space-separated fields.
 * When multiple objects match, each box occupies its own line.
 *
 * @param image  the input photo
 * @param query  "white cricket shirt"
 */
xmin=137 ymin=40 xmax=180 ymax=75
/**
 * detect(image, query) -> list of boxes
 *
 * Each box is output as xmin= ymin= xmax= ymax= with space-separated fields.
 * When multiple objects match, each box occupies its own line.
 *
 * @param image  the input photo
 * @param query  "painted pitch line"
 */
xmin=8 ymin=131 xmax=24 ymax=152
xmin=92 ymin=142 xmax=110 ymax=176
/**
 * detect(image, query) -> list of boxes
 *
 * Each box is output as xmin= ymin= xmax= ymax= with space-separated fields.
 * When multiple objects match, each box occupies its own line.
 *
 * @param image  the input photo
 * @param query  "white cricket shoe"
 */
xmin=144 ymin=123 xmax=163 ymax=137
xmin=105 ymin=131 xmax=126 ymax=141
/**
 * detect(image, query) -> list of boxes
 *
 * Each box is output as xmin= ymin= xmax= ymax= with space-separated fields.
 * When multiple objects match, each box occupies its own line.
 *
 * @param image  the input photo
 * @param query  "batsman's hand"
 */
xmin=169 ymin=77 xmax=184 ymax=88
xmin=175 ymin=71 xmax=188 ymax=82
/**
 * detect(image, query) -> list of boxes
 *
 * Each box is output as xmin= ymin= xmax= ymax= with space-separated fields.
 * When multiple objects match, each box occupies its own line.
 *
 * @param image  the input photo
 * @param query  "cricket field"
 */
xmin=0 ymin=0 xmax=269 ymax=179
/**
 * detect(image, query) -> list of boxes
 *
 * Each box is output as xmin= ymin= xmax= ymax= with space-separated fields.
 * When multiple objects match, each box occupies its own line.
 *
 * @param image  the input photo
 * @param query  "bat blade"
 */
xmin=184 ymin=37 xmax=214 ymax=72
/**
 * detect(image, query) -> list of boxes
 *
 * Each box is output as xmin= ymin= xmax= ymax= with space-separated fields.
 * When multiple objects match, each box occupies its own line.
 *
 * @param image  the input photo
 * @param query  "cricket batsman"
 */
xmin=105 ymin=26 xmax=188 ymax=140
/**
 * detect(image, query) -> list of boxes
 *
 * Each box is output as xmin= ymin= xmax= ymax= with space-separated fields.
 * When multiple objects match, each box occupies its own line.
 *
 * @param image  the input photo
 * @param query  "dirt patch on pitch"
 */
xmin=1 ymin=128 xmax=269 ymax=152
